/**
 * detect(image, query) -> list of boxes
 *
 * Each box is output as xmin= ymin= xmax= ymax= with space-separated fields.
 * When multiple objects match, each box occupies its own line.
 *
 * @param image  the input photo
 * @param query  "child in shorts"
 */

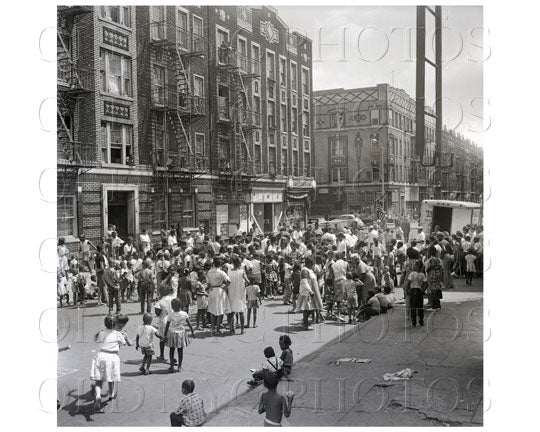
xmin=246 ymin=275 xmax=261 ymax=328
xmin=135 ymin=313 xmax=162 ymax=374
xmin=343 ymin=272 xmax=363 ymax=324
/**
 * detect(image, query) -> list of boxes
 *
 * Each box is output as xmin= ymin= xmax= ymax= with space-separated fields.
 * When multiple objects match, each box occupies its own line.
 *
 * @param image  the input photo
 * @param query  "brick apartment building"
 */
xmin=57 ymin=5 xmax=315 ymax=248
xmin=312 ymin=84 xmax=483 ymax=220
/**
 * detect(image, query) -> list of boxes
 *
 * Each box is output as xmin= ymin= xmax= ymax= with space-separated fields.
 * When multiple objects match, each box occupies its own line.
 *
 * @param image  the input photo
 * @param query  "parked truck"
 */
xmin=420 ymin=200 xmax=482 ymax=236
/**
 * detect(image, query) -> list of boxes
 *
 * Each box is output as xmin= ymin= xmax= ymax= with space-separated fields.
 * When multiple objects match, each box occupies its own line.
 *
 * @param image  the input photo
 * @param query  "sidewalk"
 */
xmin=205 ymin=297 xmax=484 ymax=426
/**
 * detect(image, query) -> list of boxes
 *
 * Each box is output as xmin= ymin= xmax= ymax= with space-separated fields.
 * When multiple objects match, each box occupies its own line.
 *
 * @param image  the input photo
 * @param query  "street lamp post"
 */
xmin=371 ymin=133 xmax=384 ymax=214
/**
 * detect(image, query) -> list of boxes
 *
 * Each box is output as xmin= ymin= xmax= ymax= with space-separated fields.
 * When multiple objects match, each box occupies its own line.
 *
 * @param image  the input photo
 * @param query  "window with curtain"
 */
xmin=101 ymin=51 xmax=132 ymax=96
xmin=101 ymin=6 xmax=131 ymax=27
xmin=57 ymin=196 xmax=77 ymax=237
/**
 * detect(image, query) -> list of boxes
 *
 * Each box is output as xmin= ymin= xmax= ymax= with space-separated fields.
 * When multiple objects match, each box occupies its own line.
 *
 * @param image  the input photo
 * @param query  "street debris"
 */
xmin=383 ymin=368 xmax=415 ymax=381
xmin=329 ymin=358 xmax=372 ymax=365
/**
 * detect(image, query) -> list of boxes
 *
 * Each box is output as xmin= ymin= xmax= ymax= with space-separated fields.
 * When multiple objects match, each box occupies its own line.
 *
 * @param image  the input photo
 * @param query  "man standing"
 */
xmin=415 ymin=227 xmax=426 ymax=246
xmin=139 ymin=229 xmax=152 ymax=255
xmin=331 ymin=253 xmax=349 ymax=321
xmin=103 ymin=259 xmax=121 ymax=315
xmin=138 ymin=258 xmax=155 ymax=314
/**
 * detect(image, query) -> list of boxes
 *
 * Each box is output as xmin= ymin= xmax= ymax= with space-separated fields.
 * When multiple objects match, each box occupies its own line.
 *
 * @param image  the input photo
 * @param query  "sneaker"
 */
xmin=139 ymin=366 xmax=146 ymax=374
xmin=144 ymin=370 xmax=151 ymax=375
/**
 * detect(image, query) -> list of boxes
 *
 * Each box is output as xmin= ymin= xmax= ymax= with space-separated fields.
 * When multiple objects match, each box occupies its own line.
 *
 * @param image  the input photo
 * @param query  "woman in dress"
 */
xmin=206 ymin=258 xmax=231 ymax=335
xmin=425 ymin=245 xmax=444 ymax=310
xmin=177 ymin=268 xmax=193 ymax=313
xmin=304 ymin=257 xmax=325 ymax=324
xmin=226 ymin=255 xmax=249 ymax=334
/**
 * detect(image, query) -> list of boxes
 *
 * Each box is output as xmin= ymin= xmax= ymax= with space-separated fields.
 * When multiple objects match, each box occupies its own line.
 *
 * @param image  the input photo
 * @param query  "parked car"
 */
xmin=308 ymin=217 xmax=329 ymax=228
xmin=328 ymin=214 xmax=364 ymax=229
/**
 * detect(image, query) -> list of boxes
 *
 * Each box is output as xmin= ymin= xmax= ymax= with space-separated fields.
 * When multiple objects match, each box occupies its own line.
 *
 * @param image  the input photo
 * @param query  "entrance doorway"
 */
xmin=107 ymin=191 xmax=130 ymax=239
xmin=263 ymin=203 xmax=273 ymax=233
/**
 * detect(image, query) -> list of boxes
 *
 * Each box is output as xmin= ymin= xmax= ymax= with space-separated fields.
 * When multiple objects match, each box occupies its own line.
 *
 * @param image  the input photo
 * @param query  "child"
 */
xmin=164 ymin=298 xmax=195 ymax=373
xmin=91 ymin=315 xmax=127 ymax=412
xmin=295 ymin=270 xmax=314 ymax=330
xmin=282 ymin=256 xmax=293 ymax=305
xmin=356 ymin=289 xmax=381 ymax=322
xmin=278 ymin=335 xmax=293 ymax=379
xmin=465 ymin=249 xmax=477 ymax=285
xmin=290 ymin=262 xmax=302 ymax=312
xmin=407 ymin=260 xmax=427 ymax=327
xmin=72 ymin=270 xmax=87 ymax=306
xmin=119 ymin=260 xmax=129 ymax=303
xmin=264 ymin=253 xmax=279 ymax=299
xmin=114 ymin=314 xmax=132 ymax=346
xmin=247 ymin=346 xmax=284 ymax=387
xmin=246 ymin=275 xmax=261 ymax=328
xmin=375 ymin=287 xmax=391 ymax=313
xmin=257 ymin=372 xmax=293 ymax=427
xmin=343 ymin=272 xmax=363 ymax=324
xmin=170 ymin=380 xmax=207 ymax=427
xmin=195 ymin=279 xmax=208 ymax=330
xmin=155 ymin=285 xmax=174 ymax=362
xmin=382 ymin=265 xmax=395 ymax=293
xmin=135 ymin=313 xmax=162 ymax=375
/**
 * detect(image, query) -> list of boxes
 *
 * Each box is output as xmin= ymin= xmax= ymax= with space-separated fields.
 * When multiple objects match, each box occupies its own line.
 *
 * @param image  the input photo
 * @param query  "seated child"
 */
xmin=247 ymin=346 xmax=284 ymax=387
xmin=375 ymin=287 xmax=391 ymax=313
xmin=258 ymin=372 xmax=293 ymax=427
xmin=356 ymin=289 xmax=381 ymax=322
xmin=170 ymin=379 xmax=207 ymax=427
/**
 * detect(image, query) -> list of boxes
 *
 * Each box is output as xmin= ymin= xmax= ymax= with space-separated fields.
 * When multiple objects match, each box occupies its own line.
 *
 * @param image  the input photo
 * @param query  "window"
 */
xmin=154 ymin=112 xmax=166 ymax=166
xmin=177 ymin=9 xmax=189 ymax=49
xmin=331 ymin=168 xmax=347 ymax=183
xmin=290 ymin=62 xmax=297 ymax=91
xmin=267 ymin=81 xmax=275 ymax=100
xmin=101 ymin=6 xmax=131 ymax=27
xmin=388 ymin=109 xmax=393 ymax=125
xmin=329 ymin=111 xmax=346 ymax=128
xmin=218 ymin=85 xmax=229 ymax=120
xmin=190 ymin=16 xmax=204 ymax=52
xmin=269 ymin=130 xmax=276 ymax=146
xmin=217 ymin=28 xmax=229 ymax=64
xmin=291 ymin=93 xmax=297 ymax=107
xmin=301 ymin=67 xmax=309 ymax=94
xmin=280 ymin=57 xmax=287 ymax=87
xmin=291 ymin=107 xmax=298 ymax=134
xmin=281 ymin=149 xmax=288 ymax=175
xmin=100 ymin=51 xmax=132 ymax=97
xmin=254 ymin=96 xmax=261 ymax=126
xmin=304 ymin=140 xmax=310 ymax=152
xmin=304 ymin=152 xmax=311 ymax=176
xmin=195 ymin=133 xmax=205 ymax=155
xmin=58 ymin=196 xmax=77 ymax=237
xmin=267 ymin=101 xmax=275 ymax=128
xmin=193 ymin=75 xmax=204 ymax=97
xmin=101 ymin=122 xmax=133 ymax=165
xmin=292 ymin=137 xmax=298 ymax=150
xmin=254 ymin=144 xmax=262 ymax=173
xmin=303 ymin=96 xmax=309 ymax=111
xmin=269 ymin=147 xmax=277 ymax=174
xmin=151 ymin=64 xmax=165 ymax=103
xmin=292 ymin=150 xmax=299 ymax=175
xmin=280 ymin=104 xmax=287 ymax=132
xmin=251 ymin=44 xmax=261 ymax=75
xmin=330 ymin=138 xmax=345 ymax=157
xmin=238 ymin=37 xmax=248 ymax=71
xmin=150 ymin=6 xmax=165 ymax=39
xmin=266 ymin=51 xmax=275 ymax=80
xmin=302 ymin=112 xmax=310 ymax=136
xmin=370 ymin=109 xmax=380 ymax=125
xmin=253 ymin=79 xmax=260 ymax=95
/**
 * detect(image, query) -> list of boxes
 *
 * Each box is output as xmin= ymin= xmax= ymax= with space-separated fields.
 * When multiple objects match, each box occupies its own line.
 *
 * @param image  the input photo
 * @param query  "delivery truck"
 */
xmin=420 ymin=200 xmax=482 ymax=236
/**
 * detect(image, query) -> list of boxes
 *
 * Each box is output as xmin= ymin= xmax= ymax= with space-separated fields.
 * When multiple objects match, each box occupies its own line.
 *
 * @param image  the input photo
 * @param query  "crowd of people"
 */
xmin=56 ymin=218 xmax=483 ymax=422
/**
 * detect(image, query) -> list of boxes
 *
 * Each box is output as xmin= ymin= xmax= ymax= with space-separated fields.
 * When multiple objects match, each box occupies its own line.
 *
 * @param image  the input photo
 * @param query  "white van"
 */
xmin=420 ymin=200 xmax=482 ymax=236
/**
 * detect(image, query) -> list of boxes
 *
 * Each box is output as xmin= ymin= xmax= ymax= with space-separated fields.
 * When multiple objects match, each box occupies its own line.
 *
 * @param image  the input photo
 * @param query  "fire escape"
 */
xmin=216 ymin=44 xmax=261 ymax=195
xmin=57 ymin=6 xmax=96 ymax=178
xmin=148 ymin=20 xmax=208 ymax=195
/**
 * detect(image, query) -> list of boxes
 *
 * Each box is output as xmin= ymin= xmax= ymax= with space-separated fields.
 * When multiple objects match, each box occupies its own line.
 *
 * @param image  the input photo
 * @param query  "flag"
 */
xmin=376 ymin=201 xmax=386 ymax=222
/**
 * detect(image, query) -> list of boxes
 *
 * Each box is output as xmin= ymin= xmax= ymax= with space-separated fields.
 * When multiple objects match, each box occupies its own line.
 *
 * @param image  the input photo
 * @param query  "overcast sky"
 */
xmin=275 ymin=5 xmax=484 ymax=146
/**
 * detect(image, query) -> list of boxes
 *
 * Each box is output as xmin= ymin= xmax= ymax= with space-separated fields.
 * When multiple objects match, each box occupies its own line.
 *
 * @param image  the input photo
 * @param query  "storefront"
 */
xmin=250 ymin=189 xmax=283 ymax=234
xmin=215 ymin=201 xmax=249 ymax=238
xmin=283 ymin=178 xmax=316 ymax=229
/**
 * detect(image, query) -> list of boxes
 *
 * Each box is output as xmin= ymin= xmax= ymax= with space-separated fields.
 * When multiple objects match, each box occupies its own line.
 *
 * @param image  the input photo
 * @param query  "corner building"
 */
xmin=57 ymin=6 xmax=314 ymax=249
xmin=312 ymin=84 xmax=483 ymax=220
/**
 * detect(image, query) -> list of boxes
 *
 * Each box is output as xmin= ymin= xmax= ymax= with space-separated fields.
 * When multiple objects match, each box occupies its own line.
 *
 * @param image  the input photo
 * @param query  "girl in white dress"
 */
xmin=164 ymin=298 xmax=195 ymax=373
xmin=90 ymin=315 xmax=126 ymax=412
xmin=155 ymin=284 xmax=174 ymax=361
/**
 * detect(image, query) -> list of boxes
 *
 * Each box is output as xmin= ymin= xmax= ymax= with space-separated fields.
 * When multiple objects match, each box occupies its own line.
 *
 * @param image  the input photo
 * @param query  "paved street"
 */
xmin=57 ymin=277 xmax=483 ymax=426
